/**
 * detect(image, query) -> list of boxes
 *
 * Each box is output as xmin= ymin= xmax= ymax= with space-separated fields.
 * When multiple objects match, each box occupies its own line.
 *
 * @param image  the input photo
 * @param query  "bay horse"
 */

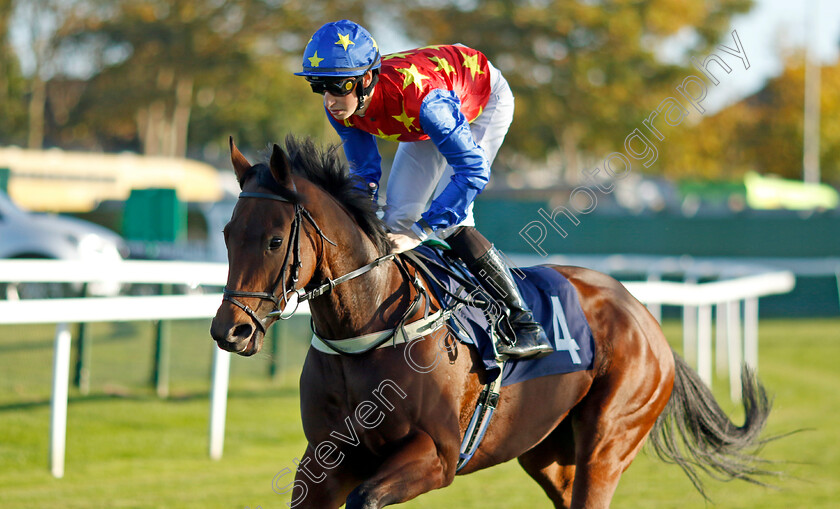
xmin=210 ymin=136 xmax=774 ymax=508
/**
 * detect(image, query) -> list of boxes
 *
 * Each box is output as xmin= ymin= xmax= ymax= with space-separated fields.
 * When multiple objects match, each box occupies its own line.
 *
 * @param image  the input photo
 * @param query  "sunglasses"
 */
xmin=306 ymin=76 xmax=360 ymax=96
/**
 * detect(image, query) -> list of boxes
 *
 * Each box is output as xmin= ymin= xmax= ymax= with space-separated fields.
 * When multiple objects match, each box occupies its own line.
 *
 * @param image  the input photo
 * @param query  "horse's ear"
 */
xmin=229 ymin=136 xmax=252 ymax=188
xmin=269 ymin=143 xmax=293 ymax=187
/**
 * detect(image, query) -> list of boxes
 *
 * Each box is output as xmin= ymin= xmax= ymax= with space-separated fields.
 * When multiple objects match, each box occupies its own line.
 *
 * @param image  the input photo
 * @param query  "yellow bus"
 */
xmin=0 ymin=147 xmax=228 ymax=212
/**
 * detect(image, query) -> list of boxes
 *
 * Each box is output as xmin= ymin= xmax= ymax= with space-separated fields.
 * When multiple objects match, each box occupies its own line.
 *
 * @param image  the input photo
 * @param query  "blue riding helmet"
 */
xmin=295 ymin=20 xmax=381 ymax=78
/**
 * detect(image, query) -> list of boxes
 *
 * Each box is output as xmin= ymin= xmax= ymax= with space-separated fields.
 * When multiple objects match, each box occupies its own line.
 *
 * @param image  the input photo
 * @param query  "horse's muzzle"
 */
xmin=210 ymin=308 xmax=265 ymax=356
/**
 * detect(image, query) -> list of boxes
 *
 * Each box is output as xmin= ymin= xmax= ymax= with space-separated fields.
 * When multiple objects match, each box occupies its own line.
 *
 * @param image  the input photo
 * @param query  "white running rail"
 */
xmin=0 ymin=257 xmax=794 ymax=478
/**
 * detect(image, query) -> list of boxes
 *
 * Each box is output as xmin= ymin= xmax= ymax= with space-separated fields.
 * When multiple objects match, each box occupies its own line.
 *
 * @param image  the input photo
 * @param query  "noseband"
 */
xmin=222 ymin=190 xmax=395 ymax=335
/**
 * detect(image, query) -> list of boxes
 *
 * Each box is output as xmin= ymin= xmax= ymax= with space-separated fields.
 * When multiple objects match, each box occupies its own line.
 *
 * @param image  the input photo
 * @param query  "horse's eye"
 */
xmin=268 ymin=237 xmax=283 ymax=250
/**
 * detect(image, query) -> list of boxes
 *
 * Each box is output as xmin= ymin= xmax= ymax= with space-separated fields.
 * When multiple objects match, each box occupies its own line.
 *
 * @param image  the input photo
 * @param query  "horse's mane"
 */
xmin=251 ymin=135 xmax=391 ymax=256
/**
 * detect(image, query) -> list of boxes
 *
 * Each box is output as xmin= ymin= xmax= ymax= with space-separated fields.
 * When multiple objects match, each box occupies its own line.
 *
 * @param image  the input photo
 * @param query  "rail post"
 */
xmin=49 ymin=323 xmax=72 ymax=478
xmin=152 ymin=284 xmax=173 ymax=398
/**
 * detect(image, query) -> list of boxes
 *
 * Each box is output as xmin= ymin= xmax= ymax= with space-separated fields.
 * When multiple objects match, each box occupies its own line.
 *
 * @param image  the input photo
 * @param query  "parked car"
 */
xmin=0 ymin=190 xmax=127 ymax=297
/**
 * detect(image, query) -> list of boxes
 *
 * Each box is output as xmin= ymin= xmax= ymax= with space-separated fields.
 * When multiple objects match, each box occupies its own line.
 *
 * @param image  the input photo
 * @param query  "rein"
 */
xmin=222 ymin=190 xmax=398 ymax=335
xmin=225 ymin=186 xmax=505 ymax=472
xmin=223 ymin=188 xmax=491 ymax=358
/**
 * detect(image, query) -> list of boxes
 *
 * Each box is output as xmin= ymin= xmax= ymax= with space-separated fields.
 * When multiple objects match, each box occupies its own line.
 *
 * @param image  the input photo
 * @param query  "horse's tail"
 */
xmin=648 ymin=352 xmax=778 ymax=500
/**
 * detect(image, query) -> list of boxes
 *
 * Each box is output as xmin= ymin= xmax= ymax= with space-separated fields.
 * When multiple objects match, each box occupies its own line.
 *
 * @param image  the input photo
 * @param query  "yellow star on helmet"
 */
xmin=308 ymin=51 xmax=324 ymax=68
xmin=376 ymin=129 xmax=401 ymax=142
xmin=392 ymin=104 xmax=417 ymax=131
xmin=335 ymin=33 xmax=355 ymax=51
xmin=396 ymin=64 xmax=430 ymax=91
xmin=461 ymin=51 xmax=485 ymax=80
xmin=428 ymin=56 xmax=455 ymax=76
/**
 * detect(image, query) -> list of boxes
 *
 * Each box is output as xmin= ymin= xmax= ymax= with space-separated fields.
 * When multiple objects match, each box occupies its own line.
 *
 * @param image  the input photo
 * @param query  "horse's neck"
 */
xmin=308 ymin=210 xmax=405 ymax=340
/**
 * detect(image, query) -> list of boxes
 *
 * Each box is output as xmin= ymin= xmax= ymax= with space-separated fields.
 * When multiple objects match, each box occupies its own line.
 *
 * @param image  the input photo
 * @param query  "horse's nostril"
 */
xmin=230 ymin=323 xmax=254 ymax=342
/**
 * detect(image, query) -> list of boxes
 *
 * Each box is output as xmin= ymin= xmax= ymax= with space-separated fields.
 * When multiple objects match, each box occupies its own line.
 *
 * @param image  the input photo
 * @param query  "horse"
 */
xmin=210 ymin=136 xmax=775 ymax=509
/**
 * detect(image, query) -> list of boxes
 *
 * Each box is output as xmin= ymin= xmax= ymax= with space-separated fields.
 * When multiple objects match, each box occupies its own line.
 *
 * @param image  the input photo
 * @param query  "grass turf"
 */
xmin=0 ymin=317 xmax=837 ymax=508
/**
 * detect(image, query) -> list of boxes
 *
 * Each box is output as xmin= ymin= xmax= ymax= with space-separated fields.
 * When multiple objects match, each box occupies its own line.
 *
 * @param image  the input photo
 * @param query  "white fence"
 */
xmin=0 ymin=256 xmax=794 ymax=478
xmin=514 ymin=254 xmax=800 ymax=395
xmin=0 ymin=260 xmax=238 ymax=478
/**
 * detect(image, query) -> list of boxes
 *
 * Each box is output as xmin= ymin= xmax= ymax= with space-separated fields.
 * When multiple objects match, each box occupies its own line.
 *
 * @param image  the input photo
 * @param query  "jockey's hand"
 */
xmin=387 ymin=230 xmax=422 ymax=254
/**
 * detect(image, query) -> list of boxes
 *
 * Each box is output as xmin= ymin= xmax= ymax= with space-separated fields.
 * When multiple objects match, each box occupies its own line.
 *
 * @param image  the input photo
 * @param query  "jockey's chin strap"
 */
xmin=222 ymin=189 xmax=397 ymax=335
xmin=353 ymin=52 xmax=380 ymax=115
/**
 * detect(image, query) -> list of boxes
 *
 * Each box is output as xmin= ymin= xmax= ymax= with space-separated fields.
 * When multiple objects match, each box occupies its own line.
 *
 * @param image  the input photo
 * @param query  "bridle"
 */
xmin=222 ymin=183 xmax=499 ymax=357
xmin=222 ymin=189 xmax=397 ymax=335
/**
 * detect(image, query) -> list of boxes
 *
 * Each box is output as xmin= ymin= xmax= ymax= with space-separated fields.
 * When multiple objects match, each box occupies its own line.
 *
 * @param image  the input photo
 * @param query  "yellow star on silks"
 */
xmin=428 ymin=56 xmax=455 ymax=76
xmin=469 ymin=106 xmax=483 ymax=123
xmin=308 ymin=51 xmax=324 ymax=68
xmin=376 ymin=129 xmax=401 ymax=142
xmin=419 ymin=45 xmax=444 ymax=50
xmin=343 ymin=118 xmax=354 ymax=128
xmin=383 ymin=51 xmax=412 ymax=60
xmin=335 ymin=33 xmax=355 ymax=51
xmin=396 ymin=64 xmax=430 ymax=91
xmin=392 ymin=104 xmax=417 ymax=131
xmin=461 ymin=51 xmax=485 ymax=80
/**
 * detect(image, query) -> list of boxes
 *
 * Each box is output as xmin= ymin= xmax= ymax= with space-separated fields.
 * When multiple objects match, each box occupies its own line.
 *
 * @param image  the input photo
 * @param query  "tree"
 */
xmin=660 ymin=50 xmax=840 ymax=183
xmin=0 ymin=0 xmax=27 ymax=144
xmin=400 ymin=0 xmax=754 ymax=178
xmin=48 ymin=0 xmax=370 ymax=157
xmin=6 ymin=0 xmax=77 ymax=149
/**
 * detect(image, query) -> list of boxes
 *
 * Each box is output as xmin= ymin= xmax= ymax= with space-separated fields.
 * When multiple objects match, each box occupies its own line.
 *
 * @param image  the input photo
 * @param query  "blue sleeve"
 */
xmin=416 ymin=89 xmax=490 ymax=232
xmin=326 ymin=108 xmax=382 ymax=189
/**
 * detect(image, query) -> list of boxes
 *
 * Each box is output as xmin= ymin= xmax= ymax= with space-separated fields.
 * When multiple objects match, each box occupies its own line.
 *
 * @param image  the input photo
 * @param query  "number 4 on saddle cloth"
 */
xmin=406 ymin=246 xmax=595 ymax=386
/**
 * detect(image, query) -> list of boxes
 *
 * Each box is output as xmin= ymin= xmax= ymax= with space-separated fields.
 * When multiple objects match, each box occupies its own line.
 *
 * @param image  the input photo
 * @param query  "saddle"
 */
xmin=404 ymin=246 xmax=596 ymax=387
xmin=402 ymin=246 xmax=513 ymax=348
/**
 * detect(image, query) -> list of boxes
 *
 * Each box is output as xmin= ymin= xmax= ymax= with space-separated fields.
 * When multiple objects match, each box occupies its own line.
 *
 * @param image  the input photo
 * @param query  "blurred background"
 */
xmin=1 ymin=0 xmax=838 ymax=312
xmin=0 ymin=1 xmax=838 ymax=508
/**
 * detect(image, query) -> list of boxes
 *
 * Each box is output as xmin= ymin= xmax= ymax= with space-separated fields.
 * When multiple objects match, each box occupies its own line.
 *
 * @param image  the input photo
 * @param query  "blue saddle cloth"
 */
xmin=410 ymin=246 xmax=595 ymax=387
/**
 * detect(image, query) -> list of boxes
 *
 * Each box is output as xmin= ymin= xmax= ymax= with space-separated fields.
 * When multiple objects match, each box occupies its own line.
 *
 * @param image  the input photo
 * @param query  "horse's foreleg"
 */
xmin=282 ymin=444 xmax=359 ymax=509
xmin=345 ymin=432 xmax=448 ymax=509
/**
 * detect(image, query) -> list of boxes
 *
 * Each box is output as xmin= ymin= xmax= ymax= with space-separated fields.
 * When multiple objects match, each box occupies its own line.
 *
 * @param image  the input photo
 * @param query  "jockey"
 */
xmin=295 ymin=20 xmax=552 ymax=359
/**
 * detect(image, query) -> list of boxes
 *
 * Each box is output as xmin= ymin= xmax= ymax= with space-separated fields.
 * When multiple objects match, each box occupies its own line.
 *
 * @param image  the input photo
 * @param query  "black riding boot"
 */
xmin=468 ymin=247 xmax=554 ymax=359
